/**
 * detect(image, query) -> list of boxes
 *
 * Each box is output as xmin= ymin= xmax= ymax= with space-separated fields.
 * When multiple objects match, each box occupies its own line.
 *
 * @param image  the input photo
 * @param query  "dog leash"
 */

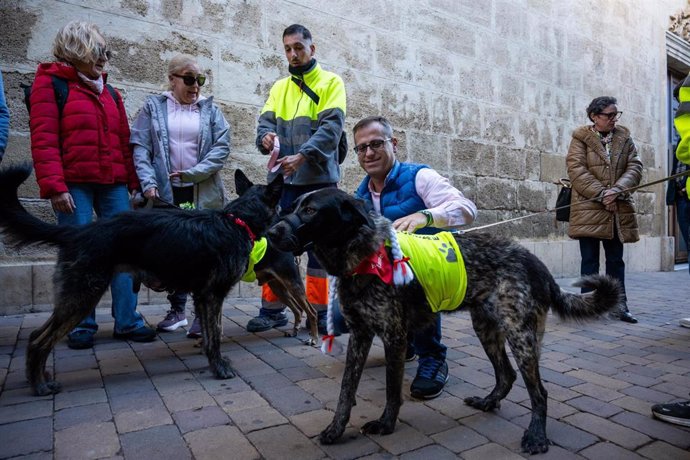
xmin=458 ymin=170 xmax=690 ymax=234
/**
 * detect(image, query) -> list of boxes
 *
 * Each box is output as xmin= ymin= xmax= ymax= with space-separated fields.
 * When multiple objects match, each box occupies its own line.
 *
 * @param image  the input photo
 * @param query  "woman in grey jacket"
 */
xmin=130 ymin=53 xmax=231 ymax=336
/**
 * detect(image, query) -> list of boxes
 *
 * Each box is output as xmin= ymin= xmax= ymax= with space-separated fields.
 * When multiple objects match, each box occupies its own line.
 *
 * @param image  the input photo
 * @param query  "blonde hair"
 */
xmin=52 ymin=21 xmax=104 ymax=66
xmin=167 ymin=54 xmax=202 ymax=89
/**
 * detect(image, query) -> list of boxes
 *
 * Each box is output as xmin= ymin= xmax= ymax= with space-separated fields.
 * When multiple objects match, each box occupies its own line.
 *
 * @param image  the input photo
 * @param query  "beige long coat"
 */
xmin=566 ymin=125 xmax=643 ymax=242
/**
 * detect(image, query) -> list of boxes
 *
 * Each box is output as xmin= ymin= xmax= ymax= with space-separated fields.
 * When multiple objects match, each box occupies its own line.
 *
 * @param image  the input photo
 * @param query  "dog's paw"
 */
xmin=283 ymin=329 xmax=298 ymax=338
xmin=464 ymin=396 xmax=500 ymax=411
xmin=319 ymin=422 xmax=345 ymax=445
xmin=360 ymin=419 xmax=395 ymax=436
xmin=302 ymin=337 xmax=317 ymax=346
xmin=212 ymin=359 xmax=236 ymax=379
xmin=34 ymin=380 xmax=62 ymax=396
xmin=521 ymin=430 xmax=550 ymax=454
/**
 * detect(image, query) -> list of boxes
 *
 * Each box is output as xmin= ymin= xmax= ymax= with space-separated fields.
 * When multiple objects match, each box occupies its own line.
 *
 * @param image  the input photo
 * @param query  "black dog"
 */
xmin=267 ymin=188 xmax=622 ymax=454
xmin=0 ymin=163 xmax=288 ymax=396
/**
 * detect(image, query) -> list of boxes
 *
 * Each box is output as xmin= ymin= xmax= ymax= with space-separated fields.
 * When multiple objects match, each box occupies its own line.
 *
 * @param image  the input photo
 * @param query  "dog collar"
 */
xmin=227 ymin=213 xmax=256 ymax=245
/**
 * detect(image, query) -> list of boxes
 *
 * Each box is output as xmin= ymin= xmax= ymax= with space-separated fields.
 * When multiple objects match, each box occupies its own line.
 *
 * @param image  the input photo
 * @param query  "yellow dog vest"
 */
xmin=241 ymin=237 xmax=268 ymax=282
xmin=396 ymin=232 xmax=467 ymax=312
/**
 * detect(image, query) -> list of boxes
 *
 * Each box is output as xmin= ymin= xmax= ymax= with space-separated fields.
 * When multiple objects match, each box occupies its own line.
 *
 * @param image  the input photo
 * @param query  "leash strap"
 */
xmin=291 ymin=76 xmax=320 ymax=105
xmin=460 ymin=170 xmax=690 ymax=234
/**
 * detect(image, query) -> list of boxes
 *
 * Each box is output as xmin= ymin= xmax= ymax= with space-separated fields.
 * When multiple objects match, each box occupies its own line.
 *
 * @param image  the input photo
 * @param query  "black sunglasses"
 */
xmin=172 ymin=74 xmax=206 ymax=87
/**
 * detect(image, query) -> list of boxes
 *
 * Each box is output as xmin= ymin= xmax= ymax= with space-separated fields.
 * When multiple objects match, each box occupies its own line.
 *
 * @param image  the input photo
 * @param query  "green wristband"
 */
xmin=420 ymin=210 xmax=433 ymax=227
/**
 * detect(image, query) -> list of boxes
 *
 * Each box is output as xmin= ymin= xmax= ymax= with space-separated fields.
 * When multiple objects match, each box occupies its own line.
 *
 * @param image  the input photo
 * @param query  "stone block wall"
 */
xmin=0 ymin=0 xmax=687 ymax=312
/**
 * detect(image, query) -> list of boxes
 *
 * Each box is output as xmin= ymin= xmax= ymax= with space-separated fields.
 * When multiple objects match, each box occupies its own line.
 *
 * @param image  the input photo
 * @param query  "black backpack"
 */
xmin=21 ymin=76 xmax=121 ymax=116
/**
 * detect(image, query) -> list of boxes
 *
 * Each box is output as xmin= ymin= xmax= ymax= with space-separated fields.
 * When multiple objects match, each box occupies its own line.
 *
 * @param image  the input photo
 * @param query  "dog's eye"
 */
xmin=303 ymin=206 xmax=316 ymax=216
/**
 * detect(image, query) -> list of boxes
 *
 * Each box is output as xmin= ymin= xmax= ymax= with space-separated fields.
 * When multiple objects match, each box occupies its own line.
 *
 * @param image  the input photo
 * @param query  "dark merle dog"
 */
xmin=0 ymin=163 xmax=295 ymax=396
xmin=267 ymin=188 xmax=623 ymax=454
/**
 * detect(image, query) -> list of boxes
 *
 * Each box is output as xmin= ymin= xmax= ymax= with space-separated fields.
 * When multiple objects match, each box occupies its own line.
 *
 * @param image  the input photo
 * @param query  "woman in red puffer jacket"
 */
xmin=29 ymin=20 xmax=156 ymax=349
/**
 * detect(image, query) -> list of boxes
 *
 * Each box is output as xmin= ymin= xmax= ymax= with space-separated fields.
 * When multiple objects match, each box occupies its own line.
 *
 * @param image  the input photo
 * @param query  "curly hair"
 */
xmin=52 ymin=21 xmax=105 ymax=66
xmin=586 ymin=96 xmax=617 ymax=121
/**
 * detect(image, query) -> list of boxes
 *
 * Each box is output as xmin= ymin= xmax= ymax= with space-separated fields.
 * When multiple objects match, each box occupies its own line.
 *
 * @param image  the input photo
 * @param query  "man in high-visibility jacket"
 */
xmin=247 ymin=24 xmax=347 ymax=334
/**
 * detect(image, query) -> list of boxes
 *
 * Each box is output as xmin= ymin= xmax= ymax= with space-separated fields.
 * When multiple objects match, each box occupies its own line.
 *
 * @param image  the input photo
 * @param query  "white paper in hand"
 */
xmin=267 ymin=137 xmax=281 ymax=173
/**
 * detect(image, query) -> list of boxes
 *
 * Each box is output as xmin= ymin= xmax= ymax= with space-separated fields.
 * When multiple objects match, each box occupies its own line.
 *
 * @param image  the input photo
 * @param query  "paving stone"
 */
xmin=247 ymin=424 xmax=325 ymax=460
xmin=569 ymin=382 xmax=624 ymax=402
xmin=54 ymin=387 xmax=108 ymax=410
xmin=430 ymin=425 xmax=488 ymax=453
xmin=563 ymin=412 xmax=651 ymax=449
xmin=0 ymin=417 xmax=52 ymax=458
xmin=610 ymin=411 xmax=690 ymax=447
xmin=398 ymin=400 xmax=458 ymax=435
xmin=461 ymin=442 xmax=525 ymax=459
xmin=185 ymin=425 xmax=259 ymax=459
xmin=161 ymin=389 xmax=216 ymax=412
xmin=54 ymin=402 xmax=113 ymax=430
xmin=110 ymin=390 xmax=173 ymax=434
xmin=579 ymin=441 xmax=646 ymax=460
xmin=0 ymin=399 xmax=53 ymax=424
xmin=368 ymin=422 xmax=433 ymax=455
xmin=172 ymin=405 xmax=232 ymax=434
xmin=318 ymin=427 xmax=381 ymax=460
xmin=228 ymin=404 xmax=288 ymax=433
xmin=289 ymin=409 xmax=337 ymax=438
xmin=399 ymin=443 xmax=457 ymax=459
xmin=55 ymin=421 xmax=119 ymax=459
xmin=636 ymin=440 xmax=690 ymax=460
xmin=120 ymin=425 xmax=191 ymax=460
xmin=566 ymin=395 xmax=624 ymax=418
xmin=216 ymin=390 xmax=268 ymax=414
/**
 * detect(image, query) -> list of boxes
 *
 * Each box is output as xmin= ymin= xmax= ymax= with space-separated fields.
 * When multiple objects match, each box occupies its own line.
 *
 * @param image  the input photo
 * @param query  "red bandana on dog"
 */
xmin=352 ymin=243 xmax=394 ymax=284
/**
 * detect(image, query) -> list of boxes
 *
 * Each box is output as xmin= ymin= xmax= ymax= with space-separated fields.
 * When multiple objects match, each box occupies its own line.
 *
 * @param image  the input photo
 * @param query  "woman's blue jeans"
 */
xmin=57 ymin=183 xmax=144 ymax=335
xmin=578 ymin=234 xmax=627 ymax=303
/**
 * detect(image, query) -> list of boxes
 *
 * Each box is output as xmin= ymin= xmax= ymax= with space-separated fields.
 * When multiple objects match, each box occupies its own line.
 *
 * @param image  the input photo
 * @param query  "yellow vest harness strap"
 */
xmin=241 ymin=237 xmax=268 ymax=282
xmin=395 ymin=232 xmax=467 ymax=312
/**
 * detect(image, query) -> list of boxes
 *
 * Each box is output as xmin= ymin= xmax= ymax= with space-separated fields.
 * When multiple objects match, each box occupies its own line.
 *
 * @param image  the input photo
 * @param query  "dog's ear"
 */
xmin=341 ymin=197 xmax=374 ymax=228
xmin=234 ymin=170 xmax=253 ymax=196
xmin=265 ymin=174 xmax=284 ymax=207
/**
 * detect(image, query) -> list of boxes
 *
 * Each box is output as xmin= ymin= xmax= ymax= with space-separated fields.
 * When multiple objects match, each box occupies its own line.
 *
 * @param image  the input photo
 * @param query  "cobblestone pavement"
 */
xmin=1 ymin=270 xmax=689 ymax=459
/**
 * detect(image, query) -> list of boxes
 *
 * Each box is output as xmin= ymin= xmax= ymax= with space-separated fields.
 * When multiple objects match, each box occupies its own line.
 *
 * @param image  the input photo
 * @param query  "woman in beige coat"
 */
xmin=566 ymin=96 xmax=643 ymax=323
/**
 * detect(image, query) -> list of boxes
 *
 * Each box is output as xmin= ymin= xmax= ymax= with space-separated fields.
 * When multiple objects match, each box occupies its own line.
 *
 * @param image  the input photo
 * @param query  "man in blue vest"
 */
xmin=349 ymin=115 xmax=477 ymax=399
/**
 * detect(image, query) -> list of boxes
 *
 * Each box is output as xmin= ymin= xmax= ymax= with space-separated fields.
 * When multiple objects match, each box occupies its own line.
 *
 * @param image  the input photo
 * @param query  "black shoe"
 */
xmin=619 ymin=311 xmax=638 ymax=324
xmin=113 ymin=326 xmax=157 ymax=342
xmin=67 ymin=330 xmax=95 ymax=350
xmin=410 ymin=357 xmax=449 ymax=399
xmin=247 ymin=312 xmax=289 ymax=332
xmin=651 ymin=400 xmax=690 ymax=427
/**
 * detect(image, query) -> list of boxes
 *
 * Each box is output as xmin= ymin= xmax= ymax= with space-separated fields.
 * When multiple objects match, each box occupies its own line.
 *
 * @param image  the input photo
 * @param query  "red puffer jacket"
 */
xmin=29 ymin=62 xmax=139 ymax=199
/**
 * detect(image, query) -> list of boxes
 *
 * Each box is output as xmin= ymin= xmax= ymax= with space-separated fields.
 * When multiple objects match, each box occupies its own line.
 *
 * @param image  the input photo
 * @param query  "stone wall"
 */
xmin=0 ymin=0 xmax=687 ymax=284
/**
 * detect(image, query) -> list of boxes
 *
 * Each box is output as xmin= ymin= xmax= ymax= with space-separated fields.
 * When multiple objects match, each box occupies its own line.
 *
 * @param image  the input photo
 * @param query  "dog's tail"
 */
xmin=0 ymin=163 xmax=73 ymax=247
xmin=550 ymin=274 xmax=622 ymax=320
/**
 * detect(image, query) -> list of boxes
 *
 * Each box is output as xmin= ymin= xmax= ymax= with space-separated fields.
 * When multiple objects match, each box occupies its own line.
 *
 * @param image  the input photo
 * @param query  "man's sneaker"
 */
xmin=680 ymin=317 xmax=690 ymax=328
xmin=113 ymin=326 xmax=157 ymax=342
xmin=246 ymin=312 xmax=288 ymax=332
xmin=186 ymin=316 xmax=202 ymax=339
xmin=67 ymin=330 xmax=95 ymax=350
xmin=157 ymin=310 xmax=188 ymax=331
xmin=410 ymin=357 xmax=449 ymax=399
xmin=651 ymin=400 xmax=690 ymax=427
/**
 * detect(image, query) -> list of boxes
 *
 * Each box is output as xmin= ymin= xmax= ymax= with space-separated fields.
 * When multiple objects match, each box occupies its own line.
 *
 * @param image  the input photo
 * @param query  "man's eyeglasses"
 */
xmin=95 ymin=44 xmax=111 ymax=61
xmin=598 ymin=111 xmax=622 ymax=121
xmin=172 ymin=74 xmax=207 ymax=87
xmin=354 ymin=138 xmax=391 ymax=155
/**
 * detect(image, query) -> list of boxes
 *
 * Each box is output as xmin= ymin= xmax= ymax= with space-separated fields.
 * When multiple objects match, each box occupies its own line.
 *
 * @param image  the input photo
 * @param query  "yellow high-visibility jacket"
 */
xmin=256 ymin=61 xmax=346 ymax=186
xmin=673 ymin=75 xmax=690 ymax=197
